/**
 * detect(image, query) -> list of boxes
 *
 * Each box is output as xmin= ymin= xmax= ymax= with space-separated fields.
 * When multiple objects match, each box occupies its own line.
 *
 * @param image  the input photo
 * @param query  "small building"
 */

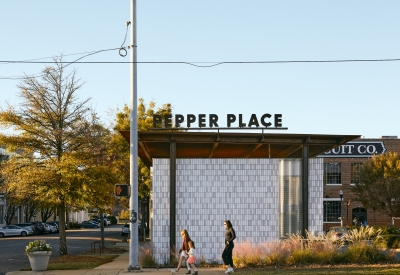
xmin=120 ymin=130 xmax=359 ymax=264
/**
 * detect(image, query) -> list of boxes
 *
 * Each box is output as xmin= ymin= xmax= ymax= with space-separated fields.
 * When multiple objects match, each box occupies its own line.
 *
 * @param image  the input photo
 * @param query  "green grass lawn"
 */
xmin=20 ymin=254 xmax=118 ymax=271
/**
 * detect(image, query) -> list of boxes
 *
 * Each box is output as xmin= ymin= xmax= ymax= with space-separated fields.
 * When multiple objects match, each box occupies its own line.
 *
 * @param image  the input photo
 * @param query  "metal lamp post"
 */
xmin=339 ymin=190 xmax=343 ymax=227
xmin=346 ymin=200 xmax=351 ymax=226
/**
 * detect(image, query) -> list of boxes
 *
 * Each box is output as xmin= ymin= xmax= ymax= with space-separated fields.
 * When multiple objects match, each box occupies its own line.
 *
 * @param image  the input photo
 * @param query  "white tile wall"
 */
xmin=151 ymin=158 xmax=323 ymax=264
xmin=308 ymin=159 xmax=324 ymax=234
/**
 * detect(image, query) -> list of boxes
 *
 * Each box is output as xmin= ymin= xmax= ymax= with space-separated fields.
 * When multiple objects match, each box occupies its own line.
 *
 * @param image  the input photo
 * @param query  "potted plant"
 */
xmin=25 ymin=240 xmax=52 ymax=271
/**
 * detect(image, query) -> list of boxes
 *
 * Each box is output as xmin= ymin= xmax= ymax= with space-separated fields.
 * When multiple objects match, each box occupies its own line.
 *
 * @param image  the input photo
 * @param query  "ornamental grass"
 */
xmin=232 ymin=229 xmax=393 ymax=268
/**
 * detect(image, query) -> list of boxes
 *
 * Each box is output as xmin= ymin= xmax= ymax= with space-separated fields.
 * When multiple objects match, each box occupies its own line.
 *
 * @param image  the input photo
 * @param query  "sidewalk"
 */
xmin=6 ymin=252 xmax=225 ymax=275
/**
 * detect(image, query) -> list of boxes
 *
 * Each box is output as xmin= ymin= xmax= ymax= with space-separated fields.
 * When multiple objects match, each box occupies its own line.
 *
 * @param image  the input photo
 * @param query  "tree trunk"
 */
xmin=58 ymin=203 xmax=68 ymax=255
xmin=41 ymin=207 xmax=55 ymax=222
xmin=4 ymin=204 xmax=16 ymax=225
xmin=66 ymin=205 xmax=70 ymax=229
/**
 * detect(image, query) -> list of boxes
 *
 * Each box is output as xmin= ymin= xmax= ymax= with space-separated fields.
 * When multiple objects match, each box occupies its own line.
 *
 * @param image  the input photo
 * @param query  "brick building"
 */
xmin=319 ymin=136 xmax=400 ymax=231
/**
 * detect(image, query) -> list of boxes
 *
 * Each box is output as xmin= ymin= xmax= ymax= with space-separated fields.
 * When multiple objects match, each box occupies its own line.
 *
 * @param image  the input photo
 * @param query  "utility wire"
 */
xmin=2 ymin=58 xmax=400 ymax=67
xmin=0 ymin=48 xmax=122 ymax=80
xmin=0 ymin=50 xmax=115 ymax=66
xmin=0 ymin=22 xmax=132 ymax=80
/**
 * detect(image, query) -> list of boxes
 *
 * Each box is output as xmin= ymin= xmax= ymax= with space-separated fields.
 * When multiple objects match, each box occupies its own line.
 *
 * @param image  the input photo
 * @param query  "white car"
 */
xmin=0 ymin=225 xmax=34 ymax=237
xmin=45 ymin=223 xmax=58 ymax=233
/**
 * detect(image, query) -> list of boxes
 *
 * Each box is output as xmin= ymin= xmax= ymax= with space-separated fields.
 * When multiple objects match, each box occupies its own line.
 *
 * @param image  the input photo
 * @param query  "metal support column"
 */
xmin=170 ymin=140 xmax=176 ymax=261
xmin=301 ymin=145 xmax=309 ymax=238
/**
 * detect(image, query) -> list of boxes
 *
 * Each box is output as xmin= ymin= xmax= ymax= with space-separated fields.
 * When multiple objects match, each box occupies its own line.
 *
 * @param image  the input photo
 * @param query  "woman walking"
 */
xmin=222 ymin=220 xmax=236 ymax=274
xmin=172 ymin=229 xmax=192 ymax=274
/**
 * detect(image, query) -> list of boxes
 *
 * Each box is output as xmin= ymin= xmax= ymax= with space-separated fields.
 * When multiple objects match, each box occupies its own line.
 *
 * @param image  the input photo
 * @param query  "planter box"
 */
xmin=27 ymin=251 xmax=52 ymax=271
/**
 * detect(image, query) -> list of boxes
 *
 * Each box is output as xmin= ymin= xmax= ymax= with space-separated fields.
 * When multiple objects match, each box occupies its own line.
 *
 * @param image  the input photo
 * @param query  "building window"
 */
xmin=351 ymin=163 xmax=362 ymax=185
xmin=323 ymin=200 xmax=342 ymax=222
xmin=324 ymin=163 xmax=341 ymax=184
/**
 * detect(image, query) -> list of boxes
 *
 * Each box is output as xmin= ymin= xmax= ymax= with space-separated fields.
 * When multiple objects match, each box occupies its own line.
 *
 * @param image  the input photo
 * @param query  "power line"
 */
xmin=0 ymin=50 xmax=115 ymax=67
xmin=2 ymin=58 xmax=400 ymax=66
xmin=0 ymin=48 xmax=123 ymax=80
xmin=1 ymin=57 xmax=400 ymax=79
xmin=0 ymin=23 xmax=132 ymax=80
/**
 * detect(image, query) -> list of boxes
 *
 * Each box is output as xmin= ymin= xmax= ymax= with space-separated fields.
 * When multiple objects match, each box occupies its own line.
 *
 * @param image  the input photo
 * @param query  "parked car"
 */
xmin=15 ymin=222 xmax=45 ymax=235
xmin=31 ymin=222 xmax=46 ymax=234
xmin=45 ymin=222 xmax=59 ymax=233
xmin=14 ymin=223 xmax=35 ymax=233
xmin=90 ymin=218 xmax=110 ymax=226
xmin=53 ymin=221 xmax=67 ymax=230
xmin=80 ymin=221 xmax=100 ymax=228
xmin=0 ymin=225 xmax=34 ymax=237
xmin=121 ymin=223 xmax=130 ymax=236
xmin=121 ymin=222 xmax=143 ymax=236
xmin=326 ymin=226 xmax=349 ymax=243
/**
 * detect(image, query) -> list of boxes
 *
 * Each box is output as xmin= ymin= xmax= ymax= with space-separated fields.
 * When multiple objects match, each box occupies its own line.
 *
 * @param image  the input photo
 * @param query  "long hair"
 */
xmin=181 ymin=229 xmax=190 ymax=239
xmin=224 ymin=220 xmax=233 ymax=229
xmin=188 ymin=240 xmax=195 ymax=249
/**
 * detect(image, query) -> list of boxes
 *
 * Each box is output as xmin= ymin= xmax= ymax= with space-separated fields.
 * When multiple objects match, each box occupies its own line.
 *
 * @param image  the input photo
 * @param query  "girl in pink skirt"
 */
xmin=186 ymin=240 xmax=198 ymax=275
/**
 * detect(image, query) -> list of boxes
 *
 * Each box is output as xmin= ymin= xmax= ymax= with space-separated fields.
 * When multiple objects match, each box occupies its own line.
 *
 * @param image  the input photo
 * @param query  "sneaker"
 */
xmin=171 ymin=270 xmax=178 ymax=273
xmin=186 ymin=271 xmax=191 ymax=274
xmin=193 ymin=271 xmax=198 ymax=275
xmin=225 ymin=267 xmax=234 ymax=274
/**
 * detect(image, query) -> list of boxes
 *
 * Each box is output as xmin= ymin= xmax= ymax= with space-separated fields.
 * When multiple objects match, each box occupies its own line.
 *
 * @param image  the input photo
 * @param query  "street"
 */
xmin=0 ymin=224 xmax=125 ymax=275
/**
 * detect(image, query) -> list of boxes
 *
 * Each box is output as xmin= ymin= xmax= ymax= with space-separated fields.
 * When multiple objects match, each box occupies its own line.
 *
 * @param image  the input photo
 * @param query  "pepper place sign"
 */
xmin=152 ymin=113 xmax=287 ymax=129
xmin=318 ymin=141 xmax=386 ymax=158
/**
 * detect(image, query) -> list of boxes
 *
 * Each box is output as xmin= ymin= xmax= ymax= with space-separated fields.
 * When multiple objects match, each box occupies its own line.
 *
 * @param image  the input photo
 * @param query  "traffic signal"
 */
xmin=115 ymin=184 xmax=130 ymax=197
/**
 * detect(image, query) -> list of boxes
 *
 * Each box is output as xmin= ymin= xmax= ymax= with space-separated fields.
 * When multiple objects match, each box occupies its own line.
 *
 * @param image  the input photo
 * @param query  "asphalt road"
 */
xmin=0 ymin=224 xmax=126 ymax=275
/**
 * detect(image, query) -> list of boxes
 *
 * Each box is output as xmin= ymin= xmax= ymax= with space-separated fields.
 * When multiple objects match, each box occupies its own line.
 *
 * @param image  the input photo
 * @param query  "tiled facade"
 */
xmin=151 ymin=158 xmax=323 ymax=264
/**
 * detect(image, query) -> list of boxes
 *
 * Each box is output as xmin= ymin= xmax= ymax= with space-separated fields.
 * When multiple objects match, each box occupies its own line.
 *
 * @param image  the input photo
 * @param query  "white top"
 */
xmin=187 ymin=247 xmax=195 ymax=256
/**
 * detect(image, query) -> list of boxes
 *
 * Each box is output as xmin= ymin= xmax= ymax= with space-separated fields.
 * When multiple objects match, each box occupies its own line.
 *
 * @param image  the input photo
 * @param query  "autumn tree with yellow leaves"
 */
xmin=0 ymin=58 xmax=117 ymax=255
xmin=110 ymin=99 xmax=172 ymax=235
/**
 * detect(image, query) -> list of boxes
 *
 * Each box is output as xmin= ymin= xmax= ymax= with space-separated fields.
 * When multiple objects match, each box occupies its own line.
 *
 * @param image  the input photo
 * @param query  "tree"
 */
xmin=111 ymin=99 xmax=172 ymax=197
xmin=0 ymin=58 xmax=108 ymax=255
xmin=350 ymin=152 xmax=400 ymax=223
xmin=3 ymin=201 xmax=17 ymax=225
xmin=78 ymin=120 xmax=119 ymax=247
xmin=40 ymin=203 xmax=55 ymax=222
xmin=110 ymin=99 xmax=172 ymax=236
xmin=22 ymin=200 xmax=40 ymax=222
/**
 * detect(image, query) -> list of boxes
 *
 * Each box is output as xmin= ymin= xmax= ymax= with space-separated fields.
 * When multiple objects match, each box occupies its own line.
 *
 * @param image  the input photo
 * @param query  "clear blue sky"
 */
xmin=1 ymin=1 xmax=399 ymax=138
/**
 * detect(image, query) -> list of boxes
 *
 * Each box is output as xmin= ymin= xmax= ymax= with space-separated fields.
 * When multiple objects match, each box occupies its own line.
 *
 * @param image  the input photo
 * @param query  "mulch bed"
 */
xmin=49 ymin=246 xmax=128 ymax=264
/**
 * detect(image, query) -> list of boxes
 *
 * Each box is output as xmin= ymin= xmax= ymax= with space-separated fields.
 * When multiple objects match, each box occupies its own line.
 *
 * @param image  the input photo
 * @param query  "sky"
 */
xmin=1 ymin=1 xmax=400 ymax=138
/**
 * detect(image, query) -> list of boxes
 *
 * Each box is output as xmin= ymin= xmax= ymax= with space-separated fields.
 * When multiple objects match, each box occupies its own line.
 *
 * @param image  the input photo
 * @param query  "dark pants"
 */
xmin=222 ymin=242 xmax=234 ymax=267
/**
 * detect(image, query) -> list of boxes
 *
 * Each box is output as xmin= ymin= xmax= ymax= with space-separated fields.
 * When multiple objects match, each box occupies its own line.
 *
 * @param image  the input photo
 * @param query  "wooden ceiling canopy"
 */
xmin=118 ymin=130 xmax=360 ymax=168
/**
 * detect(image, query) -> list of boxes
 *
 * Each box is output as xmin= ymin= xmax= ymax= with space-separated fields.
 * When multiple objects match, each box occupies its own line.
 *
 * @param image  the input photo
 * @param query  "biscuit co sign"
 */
xmin=152 ymin=114 xmax=287 ymax=129
xmin=318 ymin=141 xmax=386 ymax=158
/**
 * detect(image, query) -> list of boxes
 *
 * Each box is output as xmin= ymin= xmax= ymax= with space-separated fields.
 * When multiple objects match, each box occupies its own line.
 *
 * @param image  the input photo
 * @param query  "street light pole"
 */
xmin=346 ymin=200 xmax=351 ymax=226
xmin=128 ymin=0 xmax=139 ymax=270
xmin=339 ymin=190 xmax=343 ymax=227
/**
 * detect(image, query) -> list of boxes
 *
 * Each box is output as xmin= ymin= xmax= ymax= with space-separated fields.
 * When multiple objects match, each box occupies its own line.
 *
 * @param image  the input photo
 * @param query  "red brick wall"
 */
xmin=322 ymin=138 xmax=400 ymax=230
